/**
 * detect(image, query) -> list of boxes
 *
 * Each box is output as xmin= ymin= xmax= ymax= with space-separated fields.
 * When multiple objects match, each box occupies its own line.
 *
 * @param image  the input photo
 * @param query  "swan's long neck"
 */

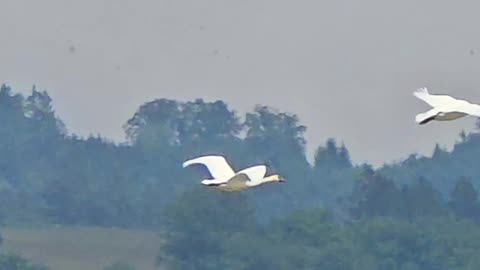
xmin=263 ymin=175 xmax=280 ymax=182
xmin=248 ymin=174 xmax=280 ymax=186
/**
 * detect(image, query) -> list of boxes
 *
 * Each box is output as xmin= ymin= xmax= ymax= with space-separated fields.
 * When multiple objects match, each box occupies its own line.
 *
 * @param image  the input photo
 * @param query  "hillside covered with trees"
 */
xmin=1 ymin=84 xmax=480 ymax=269
xmin=0 ymin=84 xmax=357 ymax=227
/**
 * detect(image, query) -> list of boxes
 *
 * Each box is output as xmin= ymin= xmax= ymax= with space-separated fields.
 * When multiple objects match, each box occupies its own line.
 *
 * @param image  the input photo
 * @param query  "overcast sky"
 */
xmin=2 ymin=0 xmax=480 ymax=166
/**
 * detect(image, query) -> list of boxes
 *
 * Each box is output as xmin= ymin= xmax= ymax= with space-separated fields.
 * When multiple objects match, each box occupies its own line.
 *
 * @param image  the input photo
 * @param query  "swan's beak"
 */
xmin=279 ymin=178 xmax=286 ymax=183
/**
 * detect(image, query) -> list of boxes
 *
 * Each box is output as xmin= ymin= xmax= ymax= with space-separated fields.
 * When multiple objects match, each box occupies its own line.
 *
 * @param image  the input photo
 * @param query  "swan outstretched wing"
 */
xmin=236 ymin=165 xmax=267 ymax=184
xmin=415 ymin=108 xmax=440 ymax=124
xmin=182 ymin=155 xmax=236 ymax=180
xmin=413 ymin=87 xmax=456 ymax=108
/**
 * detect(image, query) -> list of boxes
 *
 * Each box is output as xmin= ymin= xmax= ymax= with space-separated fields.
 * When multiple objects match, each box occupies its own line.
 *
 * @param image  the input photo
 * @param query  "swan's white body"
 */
xmin=413 ymin=87 xmax=480 ymax=125
xmin=182 ymin=155 xmax=284 ymax=192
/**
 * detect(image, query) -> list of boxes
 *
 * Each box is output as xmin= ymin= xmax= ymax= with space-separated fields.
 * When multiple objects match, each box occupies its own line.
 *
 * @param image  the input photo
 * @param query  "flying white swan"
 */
xmin=182 ymin=155 xmax=285 ymax=192
xmin=413 ymin=87 xmax=480 ymax=125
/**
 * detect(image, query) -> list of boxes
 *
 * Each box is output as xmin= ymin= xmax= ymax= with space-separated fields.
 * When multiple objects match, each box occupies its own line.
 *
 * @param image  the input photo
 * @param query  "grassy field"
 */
xmin=0 ymin=225 xmax=164 ymax=270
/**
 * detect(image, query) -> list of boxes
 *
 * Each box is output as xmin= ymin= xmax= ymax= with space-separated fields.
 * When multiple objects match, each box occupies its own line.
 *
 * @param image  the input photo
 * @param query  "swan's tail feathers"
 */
xmin=415 ymin=109 xmax=439 ymax=125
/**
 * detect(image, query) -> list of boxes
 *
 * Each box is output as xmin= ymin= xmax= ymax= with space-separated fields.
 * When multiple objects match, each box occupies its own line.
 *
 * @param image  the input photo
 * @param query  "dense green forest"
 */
xmin=0 ymin=83 xmax=354 ymax=227
xmin=1 ymin=84 xmax=480 ymax=269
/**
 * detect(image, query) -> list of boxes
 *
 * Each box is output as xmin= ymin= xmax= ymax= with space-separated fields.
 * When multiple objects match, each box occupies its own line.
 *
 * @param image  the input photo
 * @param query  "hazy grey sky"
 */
xmin=2 ymin=0 xmax=480 ymax=166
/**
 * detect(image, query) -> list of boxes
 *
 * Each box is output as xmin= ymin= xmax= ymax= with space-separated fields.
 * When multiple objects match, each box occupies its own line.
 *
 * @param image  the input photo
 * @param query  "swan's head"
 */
xmin=265 ymin=174 xmax=286 ymax=183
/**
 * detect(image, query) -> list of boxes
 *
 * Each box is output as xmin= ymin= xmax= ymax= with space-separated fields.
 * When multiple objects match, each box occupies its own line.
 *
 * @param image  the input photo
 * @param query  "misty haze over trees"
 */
xmin=2 ymin=84 xmax=480 ymax=269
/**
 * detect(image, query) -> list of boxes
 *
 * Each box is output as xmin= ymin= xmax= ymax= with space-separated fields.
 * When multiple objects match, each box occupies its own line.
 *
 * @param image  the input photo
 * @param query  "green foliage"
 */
xmin=103 ymin=261 xmax=136 ymax=270
xmin=380 ymin=131 xmax=480 ymax=196
xmin=158 ymin=151 xmax=480 ymax=269
xmin=161 ymin=204 xmax=480 ymax=270
xmin=449 ymin=177 xmax=480 ymax=222
xmin=402 ymin=177 xmax=446 ymax=219
xmin=158 ymin=187 xmax=256 ymax=270
xmin=314 ymin=138 xmax=352 ymax=172
xmin=0 ymin=84 xmax=361 ymax=227
xmin=4 ymin=84 xmax=480 ymax=269
xmin=0 ymin=253 xmax=49 ymax=270
xmin=349 ymin=168 xmax=405 ymax=218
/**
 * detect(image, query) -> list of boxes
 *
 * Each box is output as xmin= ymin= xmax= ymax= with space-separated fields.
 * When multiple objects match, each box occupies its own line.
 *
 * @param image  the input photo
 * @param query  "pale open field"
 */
xmin=0 ymin=225 xmax=164 ymax=270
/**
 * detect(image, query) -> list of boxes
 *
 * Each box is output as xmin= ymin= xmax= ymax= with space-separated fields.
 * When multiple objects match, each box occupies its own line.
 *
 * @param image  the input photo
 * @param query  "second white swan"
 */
xmin=414 ymin=87 xmax=480 ymax=125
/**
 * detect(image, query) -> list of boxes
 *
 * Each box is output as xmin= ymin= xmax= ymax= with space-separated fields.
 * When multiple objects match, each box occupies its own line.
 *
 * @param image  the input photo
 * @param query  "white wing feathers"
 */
xmin=413 ymin=87 xmax=456 ymax=108
xmin=415 ymin=108 xmax=439 ymax=124
xmin=182 ymin=155 xmax=236 ymax=180
xmin=236 ymin=165 xmax=267 ymax=184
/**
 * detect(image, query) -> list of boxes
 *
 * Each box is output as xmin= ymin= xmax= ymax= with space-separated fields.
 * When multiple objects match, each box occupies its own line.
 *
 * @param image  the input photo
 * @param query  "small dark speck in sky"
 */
xmin=68 ymin=45 xmax=76 ymax=54
xmin=470 ymin=49 xmax=475 ymax=55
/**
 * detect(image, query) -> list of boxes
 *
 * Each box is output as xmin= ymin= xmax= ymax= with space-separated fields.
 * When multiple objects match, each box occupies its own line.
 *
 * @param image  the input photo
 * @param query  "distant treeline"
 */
xmin=0 ymin=83 xmax=479 ymax=230
xmin=159 ymin=175 xmax=480 ymax=270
